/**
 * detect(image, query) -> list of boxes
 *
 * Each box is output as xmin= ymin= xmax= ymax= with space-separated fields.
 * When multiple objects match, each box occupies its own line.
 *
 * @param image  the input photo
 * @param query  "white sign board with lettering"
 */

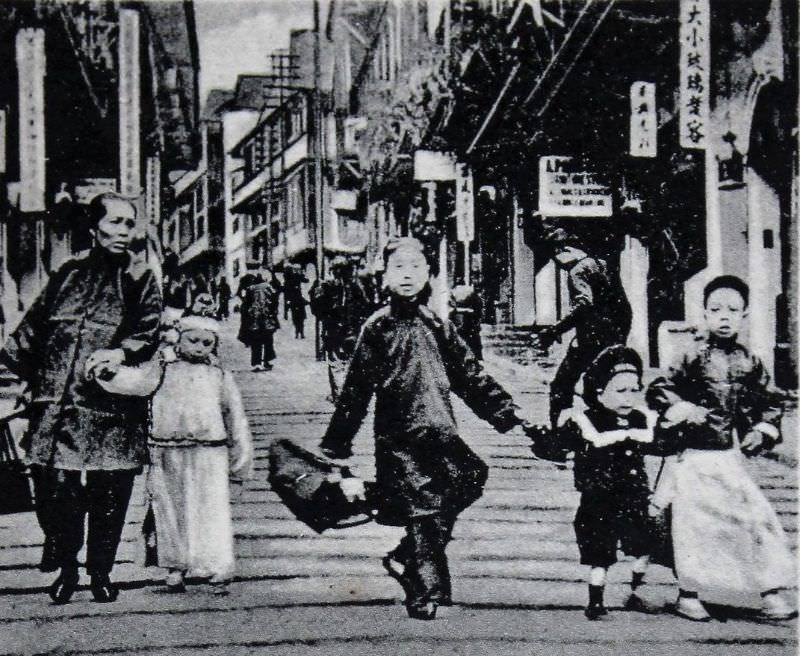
xmin=679 ymin=0 xmax=710 ymax=149
xmin=538 ymin=156 xmax=612 ymax=217
xmin=630 ymin=82 xmax=657 ymax=158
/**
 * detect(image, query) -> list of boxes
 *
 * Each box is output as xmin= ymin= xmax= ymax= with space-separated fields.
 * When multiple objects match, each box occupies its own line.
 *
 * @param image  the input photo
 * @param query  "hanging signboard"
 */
xmin=679 ymin=0 xmax=710 ymax=149
xmin=17 ymin=28 xmax=46 ymax=213
xmin=455 ymin=162 xmax=474 ymax=242
xmin=413 ymin=150 xmax=456 ymax=181
xmin=0 ymin=109 xmax=6 ymax=174
xmin=538 ymin=156 xmax=612 ymax=217
xmin=630 ymin=82 xmax=657 ymax=158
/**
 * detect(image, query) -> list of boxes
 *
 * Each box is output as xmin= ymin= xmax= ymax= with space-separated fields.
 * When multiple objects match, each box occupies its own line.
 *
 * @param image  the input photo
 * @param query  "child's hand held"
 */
xmin=340 ymin=477 xmax=366 ymax=503
xmin=739 ymin=429 xmax=764 ymax=455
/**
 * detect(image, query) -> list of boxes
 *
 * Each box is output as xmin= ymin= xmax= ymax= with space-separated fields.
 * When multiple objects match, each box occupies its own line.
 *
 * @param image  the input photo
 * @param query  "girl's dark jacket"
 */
xmin=320 ymin=296 xmax=521 ymax=524
xmin=0 ymin=249 xmax=162 ymax=470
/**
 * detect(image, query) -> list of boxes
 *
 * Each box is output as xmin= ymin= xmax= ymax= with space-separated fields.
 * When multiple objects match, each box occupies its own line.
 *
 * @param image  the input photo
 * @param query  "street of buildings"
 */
xmin=0 ymin=0 xmax=797 ymax=385
xmin=0 ymin=321 xmax=796 ymax=656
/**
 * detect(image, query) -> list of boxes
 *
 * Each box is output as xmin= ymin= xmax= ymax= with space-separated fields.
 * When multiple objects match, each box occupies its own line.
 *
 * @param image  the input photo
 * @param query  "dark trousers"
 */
xmin=30 ymin=465 xmax=137 ymax=576
xmin=390 ymin=513 xmax=457 ymax=608
xmin=250 ymin=332 xmax=276 ymax=366
xmin=217 ymin=298 xmax=230 ymax=320
xmin=574 ymin=490 xmax=653 ymax=568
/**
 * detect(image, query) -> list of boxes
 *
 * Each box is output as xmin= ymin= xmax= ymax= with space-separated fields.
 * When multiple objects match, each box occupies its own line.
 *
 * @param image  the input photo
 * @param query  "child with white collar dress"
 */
xmin=558 ymin=345 xmax=659 ymax=620
xmin=146 ymin=314 xmax=253 ymax=594
xmin=647 ymin=275 xmax=796 ymax=621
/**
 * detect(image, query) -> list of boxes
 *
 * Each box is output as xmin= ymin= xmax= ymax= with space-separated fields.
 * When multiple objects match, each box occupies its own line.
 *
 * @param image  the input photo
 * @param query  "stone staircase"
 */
xmin=480 ymin=323 xmax=564 ymax=367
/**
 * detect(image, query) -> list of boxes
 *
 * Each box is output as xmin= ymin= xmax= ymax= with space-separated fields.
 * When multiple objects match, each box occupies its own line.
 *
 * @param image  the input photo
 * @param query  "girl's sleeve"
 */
xmin=646 ymin=351 xmax=694 ymax=412
xmin=319 ymin=325 xmax=378 ymax=459
xmin=441 ymin=320 xmax=521 ymax=433
xmin=748 ymin=355 xmax=783 ymax=448
xmin=222 ymin=370 xmax=254 ymax=480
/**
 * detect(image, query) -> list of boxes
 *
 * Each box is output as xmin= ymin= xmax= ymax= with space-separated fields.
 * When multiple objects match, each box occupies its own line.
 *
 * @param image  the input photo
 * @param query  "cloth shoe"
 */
xmin=48 ymin=567 xmax=80 ymax=605
xmin=90 ymin=574 xmax=119 ymax=603
xmin=761 ymin=592 xmax=797 ymax=620
xmin=584 ymin=602 xmax=608 ymax=620
xmin=675 ymin=595 xmax=711 ymax=621
xmin=165 ymin=570 xmax=185 ymax=593
xmin=407 ymin=601 xmax=437 ymax=620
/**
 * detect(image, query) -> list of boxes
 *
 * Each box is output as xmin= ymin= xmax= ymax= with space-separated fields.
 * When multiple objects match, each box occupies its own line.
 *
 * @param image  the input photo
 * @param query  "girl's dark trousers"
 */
xmin=30 ymin=465 xmax=137 ymax=576
xmin=389 ymin=511 xmax=458 ymax=609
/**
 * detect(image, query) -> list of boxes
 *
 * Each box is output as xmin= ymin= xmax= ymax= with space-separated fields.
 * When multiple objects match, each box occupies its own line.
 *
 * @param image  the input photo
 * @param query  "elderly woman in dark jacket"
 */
xmin=0 ymin=192 xmax=161 ymax=604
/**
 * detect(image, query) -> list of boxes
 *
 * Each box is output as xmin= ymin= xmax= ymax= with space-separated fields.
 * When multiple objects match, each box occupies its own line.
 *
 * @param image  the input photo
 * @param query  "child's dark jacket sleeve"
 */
xmin=319 ymin=326 xmax=378 ymax=459
xmin=439 ymin=320 xmax=522 ymax=433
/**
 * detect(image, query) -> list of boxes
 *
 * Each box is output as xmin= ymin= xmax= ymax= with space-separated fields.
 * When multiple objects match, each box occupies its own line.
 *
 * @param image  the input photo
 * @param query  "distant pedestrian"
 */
xmin=449 ymin=284 xmax=483 ymax=360
xmin=217 ymin=277 xmax=231 ymax=320
xmin=311 ymin=257 xmax=373 ymax=402
xmin=558 ymin=346 xmax=660 ymax=621
xmin=291 ymin=295 xmax=308 ymax=339
xmin=238 ymin=277 xmax=279 ymax=371
xmin=320 ymin=237 xmax=529 ymax=620
xmin=531 ymin=228 xmax=632 ymax=463
xmin=145 ymin=315 xmax=253 ymax=594
xmin=647 ymin=275 xmax=796 ymax=621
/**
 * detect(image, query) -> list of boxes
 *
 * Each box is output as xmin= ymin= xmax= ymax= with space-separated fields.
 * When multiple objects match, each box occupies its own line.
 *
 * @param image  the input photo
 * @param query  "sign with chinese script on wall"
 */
xmin=455 ymin=162 xmax=474 ymax=242
xmin=538 ymin=156 xmax=612 ymax=217
xmin=679 ymin=0 xmax=710 ymax=149
xmin=630 ymin=82 xmax=657 ymax=158
xmin=17 ymin=28 xmax=46 ymax=213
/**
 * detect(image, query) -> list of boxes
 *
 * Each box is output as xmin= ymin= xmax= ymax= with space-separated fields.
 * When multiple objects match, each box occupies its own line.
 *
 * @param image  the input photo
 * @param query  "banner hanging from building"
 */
xmin=679 ymin=0 xmax=710 ymax=149
xmin=17 ymin=28 xmax=46 ymax=213
xmin=414 ymin=150 xmax=456 ymax=181
xmin=630 ymin=82 xmax=657 ymax=158
xmin=455 ymin=163 xmax=474 ymax=242
xmin=538 ymin=156 xmax=612 ymax=217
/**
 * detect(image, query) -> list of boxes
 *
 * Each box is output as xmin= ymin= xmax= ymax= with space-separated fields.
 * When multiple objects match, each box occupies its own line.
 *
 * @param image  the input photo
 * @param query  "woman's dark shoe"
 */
xmin=90 ymin=574 xmax=119 ymax=603
xmin=48 ymin=568 xmax=79 ymax=605
xmin=407 ymin=601 xmax=437 ymax=620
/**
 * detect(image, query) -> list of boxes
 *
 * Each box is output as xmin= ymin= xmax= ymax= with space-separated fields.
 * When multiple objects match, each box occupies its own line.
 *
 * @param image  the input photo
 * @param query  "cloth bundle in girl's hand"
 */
xmin=268 ymin=438 xmax=375 ymax=533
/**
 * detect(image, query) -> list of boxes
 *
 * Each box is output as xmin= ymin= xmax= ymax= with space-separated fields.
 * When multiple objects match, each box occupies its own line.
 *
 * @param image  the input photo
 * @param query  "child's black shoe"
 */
xmin=584 ymin=602 xmax=608 ymax=620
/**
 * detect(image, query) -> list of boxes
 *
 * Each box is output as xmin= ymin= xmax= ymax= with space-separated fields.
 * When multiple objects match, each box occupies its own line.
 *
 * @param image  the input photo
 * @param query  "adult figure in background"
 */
xmin=283 ymin=263 xmax=308 ymax=319
xmin=0 ymin=191 xmax=162 ymax=604
xmin=450 ymin=283 xmax=484 ymax=360
xmin=535 ymin=228 xmax=632 ymax=451
xmin=217 ymin=276 xmax=231 ymax=320
xmin=311 ymin=257 xmax=374 ymax=402
xmin=238 ymin=275 xmax=279 ymax=371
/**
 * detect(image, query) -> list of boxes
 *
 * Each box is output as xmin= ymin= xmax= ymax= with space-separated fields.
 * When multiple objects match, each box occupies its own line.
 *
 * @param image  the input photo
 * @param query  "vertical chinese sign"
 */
xmin=630 ymin=82 xmax=657 ymax=158
xmin=679 ymin=0 xmax=710 ymax=149
xmin=17 ymin=28 xmax=46 ymax=213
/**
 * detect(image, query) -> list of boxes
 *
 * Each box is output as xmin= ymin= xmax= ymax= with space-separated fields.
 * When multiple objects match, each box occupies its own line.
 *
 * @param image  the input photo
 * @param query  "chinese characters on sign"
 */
xmin=630 ymin=82 xmax=657 ymax=158
xmin=679 ymin=0 xmax=710 ymax=149
xmin=538 ymin=156 xmax=612 ymax=218
xmin=455 ymin=163 xmax=474 ymax=242
xmin=17 ymin=28 xmax=46 ymax=213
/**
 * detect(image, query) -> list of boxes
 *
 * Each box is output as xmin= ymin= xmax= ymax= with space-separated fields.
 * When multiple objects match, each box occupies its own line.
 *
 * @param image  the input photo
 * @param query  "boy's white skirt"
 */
xmin=145 ymin=445 xmax=236 ymax=581
xmin=653 ymin=448 xmax=795 ymax=604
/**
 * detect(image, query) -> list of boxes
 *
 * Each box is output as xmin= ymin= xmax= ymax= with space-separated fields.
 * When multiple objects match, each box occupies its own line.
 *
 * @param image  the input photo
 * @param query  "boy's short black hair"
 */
xmin=582 ymin=345 xmax=643 ymax=408
xmin=703 ymin=275 xmax=749 ymax=308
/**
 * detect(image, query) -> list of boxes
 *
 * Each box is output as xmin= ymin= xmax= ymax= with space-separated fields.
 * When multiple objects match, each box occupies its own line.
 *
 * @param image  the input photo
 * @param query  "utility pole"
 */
xmin=312 ymin=0 xmax=325 ymax=359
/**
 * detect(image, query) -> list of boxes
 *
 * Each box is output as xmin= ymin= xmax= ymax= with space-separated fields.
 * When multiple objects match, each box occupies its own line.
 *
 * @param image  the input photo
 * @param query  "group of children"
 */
xmin=105 ymin=236 xmax=795 ymax=622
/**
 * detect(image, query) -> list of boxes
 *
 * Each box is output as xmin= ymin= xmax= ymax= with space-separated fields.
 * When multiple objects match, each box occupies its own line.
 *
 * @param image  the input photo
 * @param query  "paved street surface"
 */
xmin=0 ymin=320 xmax=796 ymax=656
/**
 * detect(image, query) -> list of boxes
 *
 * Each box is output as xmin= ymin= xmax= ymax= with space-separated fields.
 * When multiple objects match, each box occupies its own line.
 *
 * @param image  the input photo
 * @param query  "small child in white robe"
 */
xmin=146 ymin=314 xmax=253 ymax=594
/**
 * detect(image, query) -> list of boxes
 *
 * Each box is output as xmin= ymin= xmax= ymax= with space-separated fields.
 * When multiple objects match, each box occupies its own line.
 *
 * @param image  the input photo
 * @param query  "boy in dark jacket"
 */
xmin=558 ymin=345 xmax=660 ymax=620
xmin=320 ymin=237 xmax=528 ymax=620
